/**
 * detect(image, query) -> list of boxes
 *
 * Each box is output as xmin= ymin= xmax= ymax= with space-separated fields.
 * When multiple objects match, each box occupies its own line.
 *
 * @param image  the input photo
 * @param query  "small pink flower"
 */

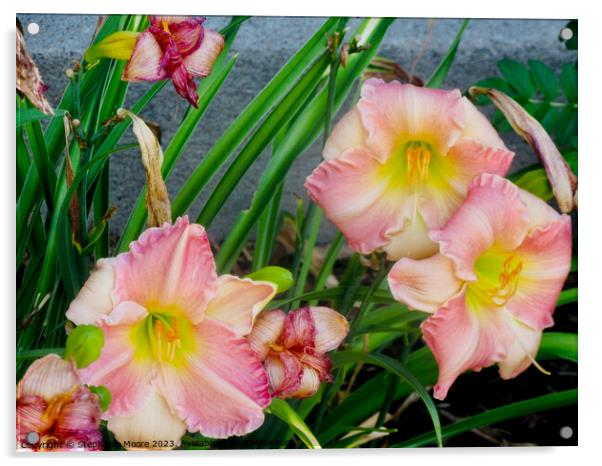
xmin=65 ymin=216 xmax=276 ymax=448
xmin=387 ymin=174 xmax=572 ymax=399
xmin=123 ymin=16 xmax=224 ymax=107
xmin=305 ymin=79 xmax=514 ymax=260
xmin=16 ymin=354 xmax=103 ymax=451
xmin=247 ymin=307 xmax=349 ymax=399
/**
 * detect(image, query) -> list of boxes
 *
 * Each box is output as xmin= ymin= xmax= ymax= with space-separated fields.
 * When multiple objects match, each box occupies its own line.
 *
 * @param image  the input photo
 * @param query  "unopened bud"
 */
xmin=65 ymin=68 xmax=75 ymax=78
xmin=64 ymin=325 xmax=104 ymax=369
xmin=246 ymin=266 xmax=294 ymax=294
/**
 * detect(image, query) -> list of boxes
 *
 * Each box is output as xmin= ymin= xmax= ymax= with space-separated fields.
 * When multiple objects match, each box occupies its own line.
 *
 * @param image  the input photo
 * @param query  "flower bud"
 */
xmin=64 ymin=325 xmax=104 ymax=369
xmin=246 ymin=266 xmax=294 ymax=294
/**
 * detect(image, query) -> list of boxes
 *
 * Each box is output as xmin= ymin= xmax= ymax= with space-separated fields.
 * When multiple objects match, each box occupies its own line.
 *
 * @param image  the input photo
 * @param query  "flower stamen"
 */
xmin=406 ymin=142 xmax=432 ymax=190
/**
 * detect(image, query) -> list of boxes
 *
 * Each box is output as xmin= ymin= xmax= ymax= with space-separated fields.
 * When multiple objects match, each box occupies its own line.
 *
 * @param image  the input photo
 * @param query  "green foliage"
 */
xmin=473 ymin=58 xmax=577 ymax=152
xmin=16 ymin=13 xmax=577 ymax=450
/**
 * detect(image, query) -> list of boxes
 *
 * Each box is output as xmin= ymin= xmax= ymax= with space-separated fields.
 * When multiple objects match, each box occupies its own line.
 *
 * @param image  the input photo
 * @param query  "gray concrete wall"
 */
xmin=17 ymin=14 xmax=576 ymax=243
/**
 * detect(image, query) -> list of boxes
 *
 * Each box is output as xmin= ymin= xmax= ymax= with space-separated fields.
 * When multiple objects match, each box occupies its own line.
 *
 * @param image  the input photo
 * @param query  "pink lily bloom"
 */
xmin=123 ymin=16 xmax=224 ymax=107
xmin=305 ymin=79 xmax=515 ymax=260
xmin=17 ymin=354 xmax=103 ymax=451
xmin=65 ymin=216 xmax=277 ymax=448
xmin=247 ymin=307 xmax=349 ymax=399
xmin=387 ymin=174 xmax=572 ymax=399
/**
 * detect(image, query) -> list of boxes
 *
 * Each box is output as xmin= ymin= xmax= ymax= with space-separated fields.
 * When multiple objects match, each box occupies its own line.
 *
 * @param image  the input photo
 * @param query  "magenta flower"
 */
xmin=247 ymin=307 xmax=349 ymax=399
xmin=17 ymin=354 xmax=103 ymax=451
xmin=65 ymin=217 xmax=277 ymax=448
xmin=387 ymin=174 xmax=572 ymax=399
xmin=305 ymin=79 xmax=514 ymax=260
xmin=123 ymin=16 xmax=224 ymax=107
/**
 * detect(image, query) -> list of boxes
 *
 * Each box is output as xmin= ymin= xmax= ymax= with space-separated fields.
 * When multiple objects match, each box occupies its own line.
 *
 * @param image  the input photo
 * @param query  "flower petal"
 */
xmin=156 ymin=318 xmax=270 ymax=438
xmin=357 ymin=79 xmax=464 ymax=162
xmin=310 ymin=306 xmax=349 ymax=353
xmin=247 ymin=310 xmax=286 ymax=359
xmin=123 ymin=31 xmax=168 ymax=82
xmin=112 ymin=216 xmax=217 ymax=324
xmin=66 ymin=259 xmax=115 ymax=325
xmin=421 ymin=290 xmax=514 ymax=400
xmin=460 ymin=97 xmax=508 ymax=150
xmin=382 ymin=211 xmax=439 ymax=260
xmin=294 ymin=368 xmax=322 ymax=398
xmin=54 ymin=387 xmax=103 ymax=440
xmin=205 ymin=275 xmax=277 ymax=336
xmin=184 ymin=28 xmax=224 ymax=77
xmin=78 ymin=302 xmax=154 ymax=418
xmin=498 ymin=318 xmax=543 ymax=380
xmin=420 ymin=138 xmax=515 ymax=231
xmin=305 ymin=147 xmax=410 ymax=255
xmin=107 ymin=390 xmax=186 ymax=450
xmin=323 ymin=107 xmax=367 ymax=161
xmin=281 ymin=306 xmax=316 ymax=349
xmin=265 ymin=352 xmax=304 ymax=399
xmin=430 ymin=174 xmax=529 ymax=281
xmin=518 ymin=188 xmax=561 ymax=230
xmin=507 ymin=215 xmax=572 ymax=329
xmin=168 ymin=17 xmax=205 ymax=56
xmin=388 ymin=254 xmax=463 ymax=313
xmin=17 ymin=354 xmax=79 ymax=401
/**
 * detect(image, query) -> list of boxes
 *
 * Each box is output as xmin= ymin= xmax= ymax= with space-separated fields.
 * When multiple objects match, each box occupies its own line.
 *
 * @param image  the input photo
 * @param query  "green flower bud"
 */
xmin=246 ymin=266 xmax=294 ymax=294
xmin=64 ymin=325 xmax=104 ymax=369
xmin=88 ymin=385 xmax=112 ymax=412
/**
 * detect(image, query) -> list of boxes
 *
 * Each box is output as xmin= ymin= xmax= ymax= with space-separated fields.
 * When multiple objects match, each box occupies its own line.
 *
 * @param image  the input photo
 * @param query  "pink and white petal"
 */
xmin=281 ymin=306 xmax=316 ymax=350
xmin=156 ymin=318 xmax=270 ymax=438
xmin=382 ymin=211 xmax=439 ymax=261
xmin=205 ymin=275 xmax=277 ymax=336
xmin=357 ymin=79 xmax=464 ymax=161
xmin=107 ymin=390 xmax=186 ymax=450
xmin=122 ymin=31 xmax=167 ymax=82
xmin=445 ymin=138 xmax=515 ymax=194
xmin=112 ymin=216 xmax=217 ymax=324
xmin=498 ymin=317 xmax=543 ymax=380
xmin=247 ymin=310 xmax=286 ymax=359
xmin=265 ymin=352 xmax=304 ymax=399
xmin=323 ymin=107 xmax=367 ymax=161
xmin=17 ymin=354 xmax=79 ymax=401
xmin=518 ymin=188 xmax=561 ymax=230
xmin=421 ymin=290 xmax=514 ymax=400
xmin=460 ymin=97 xmax=508 ymax=150
xmin=507 ymin=215 xmax=572 ymax=329
xmin=184 ymin=29 xmax=224 ymax=77
xmin=430 ymin=174 xmax=529 ymax=281
xmin=169 ymin=18 xmax=206 ymax=56
xmin=420 ymin=139 xmax=514 ymax=231
xmin=289 ymin=368 xmax=321 ymax=398
xmin=310 ymin=306 xmax=349 ymax=353
xmin=78 ymin=302 xmax=155 ymax=419
xmin=305 ymin=147 xmax=410 ymax=255
xmin=66 ymin=259 xmax=115 ymax=325
xmin=170 ymin=62 xmax=199 ymax=108
xmin=148 ymin=16 xmax=193 ymax=27
xmin=388 ymin=254 xmax=463 ymax=313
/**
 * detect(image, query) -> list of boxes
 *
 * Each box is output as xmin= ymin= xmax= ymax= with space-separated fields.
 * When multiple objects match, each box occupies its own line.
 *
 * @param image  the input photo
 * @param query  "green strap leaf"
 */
xmin=267 ymin=398 xmax=322 ymax=449
xmin=330 ymin=351 xmax=443 ymax=447
xmin=394 ymin=388 xmax=576 ymax=447
xmin=426 ymin=19 xmax=469 ymax=88
xmin=319 ymin=332 xmax=576 ymax=443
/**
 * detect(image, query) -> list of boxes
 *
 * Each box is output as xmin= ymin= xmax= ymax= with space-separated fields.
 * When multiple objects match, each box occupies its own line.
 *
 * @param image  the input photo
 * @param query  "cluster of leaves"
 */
xmin=16 ymin=15 xmax=577 ymax=450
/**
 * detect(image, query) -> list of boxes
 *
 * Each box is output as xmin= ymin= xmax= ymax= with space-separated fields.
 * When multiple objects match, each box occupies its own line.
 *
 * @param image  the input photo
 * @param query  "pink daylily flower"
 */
xmin=387 ymin=174 xmax=572 ymax=399
xmin=17 ymin=354 xmax=103 ymax=451
xmin=123 ymin=16 xmax=224 ymax=107
xmin=65 ymin=216 xmax=277 ymax=448
xmin=305 ymin=79 xmax=515 ymax=260
xmin=247 ymin=307 xmax=349 ymax=399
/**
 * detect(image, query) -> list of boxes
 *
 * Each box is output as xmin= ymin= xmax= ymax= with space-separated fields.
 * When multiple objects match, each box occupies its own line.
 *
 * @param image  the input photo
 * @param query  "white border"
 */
xmin=4 ymin=1 xmax=601 ymax=465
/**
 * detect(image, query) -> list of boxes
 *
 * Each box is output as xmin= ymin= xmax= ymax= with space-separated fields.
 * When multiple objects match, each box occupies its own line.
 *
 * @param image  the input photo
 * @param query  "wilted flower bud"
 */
xmin=469 ymin=86 xmax=577 ymax=213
